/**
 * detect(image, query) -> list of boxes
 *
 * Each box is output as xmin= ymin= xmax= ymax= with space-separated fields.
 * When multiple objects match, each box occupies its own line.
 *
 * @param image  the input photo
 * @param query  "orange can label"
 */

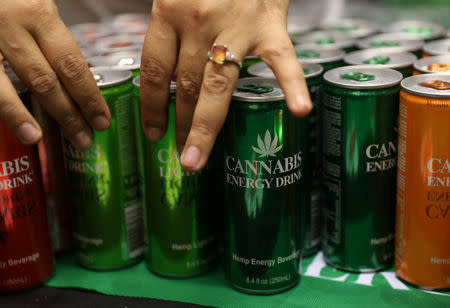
xmin=395 ymin=90 xmax=450 ymax=289
xmin=427 ymin=63 xmax=450 ymax=72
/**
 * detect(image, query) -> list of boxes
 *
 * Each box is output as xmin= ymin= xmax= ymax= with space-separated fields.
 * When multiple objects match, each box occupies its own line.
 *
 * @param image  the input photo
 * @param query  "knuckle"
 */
xmin=28 ymin=67 xmax=58 ymax=96
xmin=191 ymin=117 xmax=215 ymax=139
xmin=203 ymin=72 xmax=230 ymax=95
xmin=24 ymin=0 xmax=56 ymax=16
xmin=81 ymin=96 xmax=104 ymax=114
xmin=178 ymin=75 xmax=201 ymax=101
xmin=140 ymin=56 xmax=167 ymax=87
xmin=60 ymin=112 xmax=83 ymax=134
xmin=55 ymin=53 xmax=87 ymax=82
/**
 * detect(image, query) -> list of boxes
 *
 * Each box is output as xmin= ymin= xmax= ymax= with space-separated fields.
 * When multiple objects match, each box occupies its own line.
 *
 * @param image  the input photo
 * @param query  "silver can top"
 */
xmin=90 ymin=68 xmax=132 ymax=88
xmin=344 ymin=48 xmax=417 ymax=69
xmin=401 ymin=74 xmax=450 ymax=98
xmin=413 ymin=55 xmax=450 ymax=74
xmin=320 ymin=18 xmax=378 ymax=39
xmin=324 ymin=65 xmax=403 ymax=89
xmin=88 ymin=51 xmax=142 ymax=71
xmin=133 ymin=76 xmax=176 ymax=93
xmin=287 ymin=17 xmax=316 ymax=39
xmin=233 ymin=78 xmax=285 ymax=102
xmin=294 ymin=44 xmax=345 ymax=64
xmin=247 ymin=61 xmax=323 ymax=80
xmin=422 ymin=39 xmax=450 ymax=56
xmin=94 ymin=35 xmax=143 ymax=55
xmin=357 ymin=33 xmax=424 ymax=53
xmin=293 ymin=30 xmax=355 ymax=50
xmin=383 ymin=20 xmax=444 ymax=41
xmin=102 ymin=13 xmax=149 ymax=32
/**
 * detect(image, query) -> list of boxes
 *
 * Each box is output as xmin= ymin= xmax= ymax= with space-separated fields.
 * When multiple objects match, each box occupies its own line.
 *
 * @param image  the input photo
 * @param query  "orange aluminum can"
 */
xmin=396 ymin=74 xmax=450 ymax=290
xmin=413 ymin=55 xmax=450 ymax=75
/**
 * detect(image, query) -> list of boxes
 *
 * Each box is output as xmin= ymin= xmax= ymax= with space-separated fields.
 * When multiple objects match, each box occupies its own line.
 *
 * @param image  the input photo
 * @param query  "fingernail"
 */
xmin=146 ymin=127 xmax=163 ymax=141
xmin=92 ymin=115 xmax=110 ymax=131
xmin=181 ymin=146 xmax=200 ymax=169
xmin=73 ymin=131 xmax=92 ymax=149
xmin=295 ymin=94 xmax=313 ymax=115
xmin=18 ymin=122 xmax=41 ymax=143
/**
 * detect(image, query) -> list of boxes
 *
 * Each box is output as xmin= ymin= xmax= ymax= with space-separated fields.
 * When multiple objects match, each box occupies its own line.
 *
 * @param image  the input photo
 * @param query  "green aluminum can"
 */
xmin=223 ymin=78 xmax=305 ymax=294
xmin=344 ymin=47 xmax=417 ymax=77
xmin=240 ymin=56 xmax=263 ymax=78
xmin=132 ymin=77 xmax=218 ymax=278
xmin=246 ymin=62 xmax=324 ymax=256
xmin=65 ymin=68 xmax=143 ymax=270
xmin=322 ymin=66 xmax=403 ymax=272
xmin=294 ymin=44 xmax=345 ymax=72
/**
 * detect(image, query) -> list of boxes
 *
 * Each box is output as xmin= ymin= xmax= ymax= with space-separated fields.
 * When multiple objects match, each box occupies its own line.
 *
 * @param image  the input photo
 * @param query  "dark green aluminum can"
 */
xmin=294 ymin=44 xmax=345 ymax=72
xmin=132 ymin=77 xmax=218 ymax=278
xmin=246 ymin=62 xmax=325 ymax=256
xmin=65 ymin=68 xmax=143 ymax=270
xmin=322 ymin=66 xmax=402 ymax=272
xmin=223 ymin=78 xmax=305 ymax=294
xmin=344 ymin=47 xmax=417 ymax=77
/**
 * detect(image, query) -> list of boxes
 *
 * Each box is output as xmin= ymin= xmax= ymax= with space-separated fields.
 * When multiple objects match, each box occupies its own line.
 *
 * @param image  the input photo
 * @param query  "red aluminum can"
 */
xmin=0 ymin=73 xmax=54 ymax=292
xmin=33 ymin=102 xmax=73 ymax=254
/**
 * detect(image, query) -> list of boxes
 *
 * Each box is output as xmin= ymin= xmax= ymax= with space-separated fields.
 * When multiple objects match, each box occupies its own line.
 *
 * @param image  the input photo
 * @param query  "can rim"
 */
xmin=344 ymin=48 xmax=417 ymax=69
xmin=232 ymin=78 xmax=285 ymax=102
xmin=413 ymin=55 xmax=450 ymax=74
xmin=356 ymin=33 xmax=424 ymax=53
xmin=247 ymin=61 xmax=323 ymax=79
xmin=293 ymin=31 xmax=355 ymax=49
xmin=324 ymin=65 xmax=403 ymax=89
xmin=382 ymin=20 xmax=444 ymax=40
xmin=422 ymin=38 xmax=450 ymax=56
xmin=401 ymin=74 xmax=450 ymax=98
xmin=87 ymin=51 xmax=142 ymax=70
xmin=133 ymin=76 xmax=176 ymax=93
xmin=294 ymin=45 xmax=345 ymax=64
xmin=90 ymin=68 xmax=133 ymax=88
xmin=319 ymin=18 xmax=378 ymax=39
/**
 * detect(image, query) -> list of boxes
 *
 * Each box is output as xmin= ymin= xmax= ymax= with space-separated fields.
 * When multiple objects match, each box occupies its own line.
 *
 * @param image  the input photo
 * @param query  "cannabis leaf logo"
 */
xmin=0 ymin=229 xmax=9 ymax=247
xmin=251 ymin=130 xmax=282 ymax=158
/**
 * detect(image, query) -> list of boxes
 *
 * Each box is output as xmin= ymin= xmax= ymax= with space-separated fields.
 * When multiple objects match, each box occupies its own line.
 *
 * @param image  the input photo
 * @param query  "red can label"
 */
xmin=0 ymin=121 xmax=54 ymax=292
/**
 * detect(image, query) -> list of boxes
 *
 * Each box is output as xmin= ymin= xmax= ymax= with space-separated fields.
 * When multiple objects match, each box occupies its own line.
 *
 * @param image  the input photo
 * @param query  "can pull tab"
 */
xmin=419 ymin=80 xmax=450 ymax=90
xmin=317 ymin=37 xmax=335 ymax=45
xmin=236 ymin=84 xmax=274 ymax=94
xmin=427 ymin=63 xmax=450 ymax=72
xmin=117 ymin=57 xmax=135 ymax=66
xmin=341 ymin=72 xmax=375 ymax=82
xmin=371 ymin=41 xmax=400 ymax=47
xmin=363 ymin=56 xmax=390 ymax=65
xmin=404 ymin=27 xmax=432 ymax=36
xmin=296 ymin=50 xmax=320 ymax=58
xmin=93 ymin=74 xmax=103 ymax=83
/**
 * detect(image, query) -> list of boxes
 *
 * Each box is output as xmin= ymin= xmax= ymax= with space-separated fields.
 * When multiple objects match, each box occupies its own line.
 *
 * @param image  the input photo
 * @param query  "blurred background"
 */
xmin=55 ymin=0 xmax=450 ymax=27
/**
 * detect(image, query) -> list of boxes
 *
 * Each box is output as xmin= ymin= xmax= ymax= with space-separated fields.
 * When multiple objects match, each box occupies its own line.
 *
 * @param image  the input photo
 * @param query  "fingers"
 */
xmin=31 ymin=19 xmax=111 ymax=132
xmin=0 ymin=31 xmax=93 ymax=150
xmin=175 ymin=38 xmax=210 ymax=150
xmin=0 ymin=69 xmax=42 ymax=144
xmin=140 ymin=16 xmax=179 ymax=141
xmin=181 ymin=38 xmax=247 ymax=172
xmin=257 ymin=32 xmax=312 ymax=117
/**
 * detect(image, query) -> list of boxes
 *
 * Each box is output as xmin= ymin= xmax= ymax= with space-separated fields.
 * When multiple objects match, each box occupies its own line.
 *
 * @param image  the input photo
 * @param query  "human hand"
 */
xmin=140 ymin=0 xmax=312 ymax=172
xmin=0 ymin=0 xmax=110 ymax=149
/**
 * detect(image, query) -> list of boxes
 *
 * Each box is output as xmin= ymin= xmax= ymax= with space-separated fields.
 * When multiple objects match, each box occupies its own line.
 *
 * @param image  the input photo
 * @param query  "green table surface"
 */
xmin=46 ymin=252 xmax=450 ymax=308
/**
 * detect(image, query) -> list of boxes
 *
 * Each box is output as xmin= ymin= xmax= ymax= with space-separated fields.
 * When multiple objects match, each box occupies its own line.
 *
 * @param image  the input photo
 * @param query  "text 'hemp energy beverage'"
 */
xmin=344 ymin=47 xmax=417 ymax=77
xmin=395 ymin=74 xmax=450 ymax=290
xmin=66 ymin=69 xmax=143 ymax=270
xmin=0 ymin=70 xmax=54 ymax=292
xmin=322 ymin=66 xmax=402 ymax=272
xmin=223 ymin=78 xmax=304 ymax=294
xmin=413 ymin=55 xmax=450 ymax=75
xmin=247 ymin=62 xmax=324 ymax=256
xmin=133 ymin=77 xmax=217 ymax=277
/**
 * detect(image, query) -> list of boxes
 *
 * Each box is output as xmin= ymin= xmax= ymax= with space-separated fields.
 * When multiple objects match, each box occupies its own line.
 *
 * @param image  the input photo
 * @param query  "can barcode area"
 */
xmin=125 ymin=202 xmax=144 ymax=259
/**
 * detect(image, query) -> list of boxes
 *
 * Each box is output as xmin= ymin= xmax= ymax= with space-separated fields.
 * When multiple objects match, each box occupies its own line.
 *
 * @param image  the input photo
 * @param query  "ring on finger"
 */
xmin=207 ymin=44 xmax=242 ymax=69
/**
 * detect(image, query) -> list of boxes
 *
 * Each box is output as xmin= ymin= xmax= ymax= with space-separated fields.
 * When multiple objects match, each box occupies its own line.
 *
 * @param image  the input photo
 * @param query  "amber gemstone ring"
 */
xmin=207 ymin=44 xmax=242 ymax=69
